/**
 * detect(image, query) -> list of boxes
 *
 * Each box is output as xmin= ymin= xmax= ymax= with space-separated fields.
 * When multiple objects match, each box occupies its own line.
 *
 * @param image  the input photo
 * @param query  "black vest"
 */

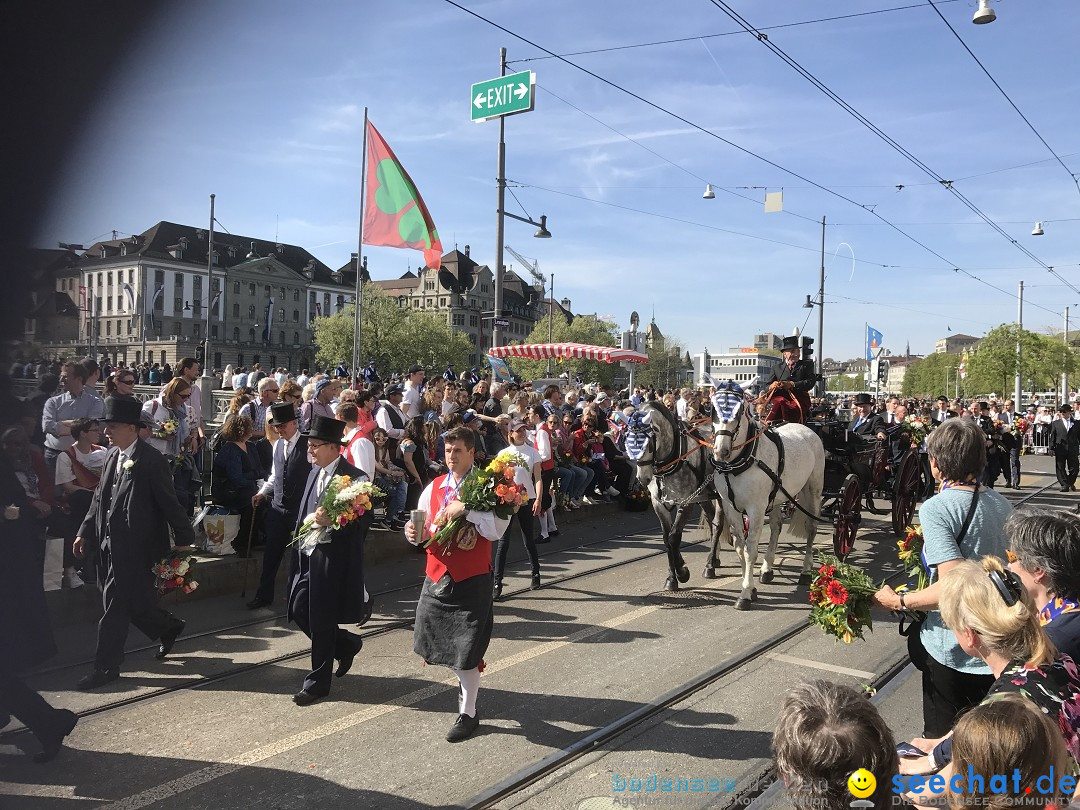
xmin=275 ymin=435 xmax=311 ymax=518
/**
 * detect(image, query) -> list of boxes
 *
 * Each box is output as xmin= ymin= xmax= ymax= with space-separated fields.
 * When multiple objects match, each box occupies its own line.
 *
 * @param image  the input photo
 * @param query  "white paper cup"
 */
xmin=410 ymin=509 xmax=426 ymax=543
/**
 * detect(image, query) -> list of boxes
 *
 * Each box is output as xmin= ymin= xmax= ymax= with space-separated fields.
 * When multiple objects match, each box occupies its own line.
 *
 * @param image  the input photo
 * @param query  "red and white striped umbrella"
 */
xmin=488 ymin=342 xmax=648 ymax=364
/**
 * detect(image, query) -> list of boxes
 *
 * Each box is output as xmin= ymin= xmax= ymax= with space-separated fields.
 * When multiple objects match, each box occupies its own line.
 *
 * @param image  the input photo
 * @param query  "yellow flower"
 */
xmin=842 ymin=630 xmax=853 ymax=644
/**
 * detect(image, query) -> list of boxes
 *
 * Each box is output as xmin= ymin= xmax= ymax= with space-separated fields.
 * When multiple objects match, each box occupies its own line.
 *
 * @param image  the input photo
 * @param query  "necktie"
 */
xmin=855 ymin=418 xmax=864 ymax=429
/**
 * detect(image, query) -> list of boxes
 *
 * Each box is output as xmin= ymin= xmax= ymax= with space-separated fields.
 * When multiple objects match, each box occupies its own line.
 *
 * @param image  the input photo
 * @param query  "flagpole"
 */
xmin=352 ymin=106 xmax=369 ymax=386
xmin=141 ymin=265 xmax=147 ymax=364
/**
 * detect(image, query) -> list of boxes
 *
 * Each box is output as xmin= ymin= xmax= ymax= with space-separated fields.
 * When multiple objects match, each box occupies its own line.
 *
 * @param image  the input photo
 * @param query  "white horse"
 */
xmin=710 ymin=382 xmax=825 ymax=610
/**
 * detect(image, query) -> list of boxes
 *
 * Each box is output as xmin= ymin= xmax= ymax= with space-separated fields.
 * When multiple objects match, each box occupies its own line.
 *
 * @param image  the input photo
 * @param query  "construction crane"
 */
xmin=505 ymin=244 xmax=555 ymax=373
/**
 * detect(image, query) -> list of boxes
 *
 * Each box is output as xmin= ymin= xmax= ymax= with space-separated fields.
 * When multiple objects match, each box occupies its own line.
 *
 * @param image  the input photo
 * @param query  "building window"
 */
xmin=398 ymin=296 xmax=407 ymax=308
xmin=294 ymin=290 xmax=300 ymax=302
xmin=309 ymin=291 xmax=316 ymax=304
xmin=174 ymin=297 xmax=183 ymax=313
xmin=107 ymin=271 xmax=113 ymax=287
xmin=193 ymin=323 xmax=201 ymax=338
xmin=175 ymin=273 xmax=184 ymax=288
xmin=233 ymin=281 xmax=240 ymax=295
xmin=232 ymin=303 xmax=240 ymax=318
xmin=279 ymin=331 xmax=285 ymax=346
xmin=211 ymin=325 xmax=219 ymax=339
xmin=248 ymin=283 xmax=256 ymax=297
xmin=293 ymin=331 xmax=299 ymax=345
xmin=265 ymin=285 xmax=271 ymax=296
xmin=233 ymin=327 xmax=240 ymax=342
xmin=452 ymin=314 xmax=465 ymax=326
xmin=106 ymin=321 xmax=112 ymax=336
xmin=292 ymin=310 xmax=299 ymax=323
xmin=249 ymin=328 xmax=257 ymax=343
xmin=155 ymin=270 xmax=165 ymax=285
xmin=248 ymin=304 xmax=256 ymax=318
xmin=278 ymin=307 xmax=285 ymax=321
xmin=323 ymin=293 xmax=330 ymax=310
xmin=336 ymin=295 xmax=345 ymax=311
xmin=469 ymin=315 xmax=478 ymax=327
xmin=279 ymin=287 xmax=286 ymax=300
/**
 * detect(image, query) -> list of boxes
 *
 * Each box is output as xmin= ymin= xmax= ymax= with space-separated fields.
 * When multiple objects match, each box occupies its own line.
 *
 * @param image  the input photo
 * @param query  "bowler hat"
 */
xmin=270 ymin=402 xmax=297 ymax=425
xmin=407 ymin=364 xmax=424 ymax=376
xmin=782 ymin=335 xmax=800 ymax=352
xmin=301 ymin=415 xmax=347 ymax=445
xmin=853 ymin=392 xmax=874 ymax=406
xmin=1060 ymin=403 xmax=1073 ymax=413
xmin=102 ymin=396 xmax=143 ymax=426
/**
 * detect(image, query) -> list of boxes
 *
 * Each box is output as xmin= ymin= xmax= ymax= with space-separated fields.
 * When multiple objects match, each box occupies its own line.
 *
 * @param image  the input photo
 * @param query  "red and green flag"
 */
xmin=362 ymin=120 xmax=443 ymax=270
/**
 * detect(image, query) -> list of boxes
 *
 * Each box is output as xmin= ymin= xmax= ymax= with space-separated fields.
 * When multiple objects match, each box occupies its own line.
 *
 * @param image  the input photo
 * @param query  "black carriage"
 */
xmin=807 ymin=420 xmax=922 ymax=558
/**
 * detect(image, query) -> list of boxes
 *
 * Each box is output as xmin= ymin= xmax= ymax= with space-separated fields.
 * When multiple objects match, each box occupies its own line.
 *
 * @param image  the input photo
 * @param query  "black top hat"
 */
xmin=781 ymin=335 xmax=801 ymax=352
xmin=301 ymin=415 xmax=347 ymax=445
xmin=269 ymin=402 xmax=297 ymax=425
xmin=853 ymin=392 xmax=874 ymax=406
xmin=102 ymin=396 xmax=143 ymax=426
xmin=1060 ymin=403 xmax=1073 ymax=413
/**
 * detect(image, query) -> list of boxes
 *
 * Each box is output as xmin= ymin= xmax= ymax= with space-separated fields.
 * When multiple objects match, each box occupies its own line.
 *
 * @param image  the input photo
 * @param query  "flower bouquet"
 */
xmin=623 ymin=484 xmax=651 ymax=512
xmin=897 ymin=524 xmax=928 ymax=590
xmin=424 ymin=449 xmax=529 ymax=551
xmin=294 ymin=475 xmax=385 ymax=556
xmin=901 ymin=415 xmax=930 ymax=446
xmin=153 ymin=551 xmax=198 ymax=595
xmin=809 ymin=553 xmax=878 ymax=644
xmin=153 ymin=418 xmax=179 ymax=440
xmin=1010 ymin=416 xmax=1029 ymax=439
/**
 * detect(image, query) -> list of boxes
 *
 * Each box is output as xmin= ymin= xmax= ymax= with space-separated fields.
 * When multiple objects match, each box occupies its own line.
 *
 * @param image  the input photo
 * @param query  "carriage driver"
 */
xmin=761 ymin=335 xmax=816 ymax=424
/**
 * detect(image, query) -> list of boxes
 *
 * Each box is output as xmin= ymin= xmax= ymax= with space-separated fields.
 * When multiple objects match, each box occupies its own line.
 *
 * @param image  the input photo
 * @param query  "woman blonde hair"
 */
xmin=949 ymin=695 xmax=1069 ymax=809
xmin=940 ymin=556 xmax=1057 ymax=668
xmin=229 ymin=388 xmax=253 ymax=414
xmin=162 ymin=377 xmax=191 ymax=408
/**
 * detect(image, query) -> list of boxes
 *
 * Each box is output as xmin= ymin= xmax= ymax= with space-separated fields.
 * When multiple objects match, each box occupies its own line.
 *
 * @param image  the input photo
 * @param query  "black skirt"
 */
xmin=413 ymin=572 xmax=493 ymax=670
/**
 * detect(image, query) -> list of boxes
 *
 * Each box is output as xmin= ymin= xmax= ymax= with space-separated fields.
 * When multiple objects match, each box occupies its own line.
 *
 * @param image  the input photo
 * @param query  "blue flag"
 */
xmin=866 ymin=325 xmax=883 ymax=362
xmin=486 ymin=354 xmax=514 ymax=384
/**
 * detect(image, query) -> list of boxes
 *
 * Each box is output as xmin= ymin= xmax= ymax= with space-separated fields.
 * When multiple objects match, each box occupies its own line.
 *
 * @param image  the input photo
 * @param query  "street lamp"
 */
xmin=492 ymin=208 xmax=551 ymax=352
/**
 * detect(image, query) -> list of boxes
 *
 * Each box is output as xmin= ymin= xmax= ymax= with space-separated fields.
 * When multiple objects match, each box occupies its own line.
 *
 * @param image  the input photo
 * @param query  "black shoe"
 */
xmin=231 ymin=544 xmax=252 ymax=558
xmin=1062 ymin=486 xmax=1070 ymax=492
xmin=76 ymin=669 xmax=119 ymax=691
xmin=156 ymin=620 xmax=186 ymax=660
xmin=535 ymin=534 xmax=552 ymax=545
xmin=446 ymin=712 xmax=479 ymax=742
xmin=358 ymin=595 xmax=375 ymax=627
xmin=246 ymin=597 xmax=272 ymax=610
xmin=549 ymin=529 xmax=560 ymax=538
xmin=493 ymin=580 xmax=503 ymax=602
xmin=531 ymin=574 xmax=541 ymax=590
xmin=33 ymin=710 xmax=78 ymax=763
xmin=293 ymin=689 xmax=327 ymax=706
xmin=335 ymin=646 xmax=360 ymax=678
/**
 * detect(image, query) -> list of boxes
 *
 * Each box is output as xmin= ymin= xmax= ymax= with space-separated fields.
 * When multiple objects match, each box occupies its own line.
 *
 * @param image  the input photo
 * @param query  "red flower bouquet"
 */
xmin=809 ymin=553 xmax=877 ymax=643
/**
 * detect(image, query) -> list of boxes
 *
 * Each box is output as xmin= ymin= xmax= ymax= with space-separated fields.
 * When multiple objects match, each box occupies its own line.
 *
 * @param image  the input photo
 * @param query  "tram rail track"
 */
xmin=4 ymin=522 xmax=711 ymax=735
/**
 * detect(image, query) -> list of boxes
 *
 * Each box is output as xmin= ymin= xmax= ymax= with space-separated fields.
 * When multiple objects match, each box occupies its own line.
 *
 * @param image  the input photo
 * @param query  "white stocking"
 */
xmin=546 ymin=507 xmax=557 ymax=532
xmin=538 ymin=510 xmax=549 ymax=536
xmin=453 ymin=667 xmax=481 ymax=717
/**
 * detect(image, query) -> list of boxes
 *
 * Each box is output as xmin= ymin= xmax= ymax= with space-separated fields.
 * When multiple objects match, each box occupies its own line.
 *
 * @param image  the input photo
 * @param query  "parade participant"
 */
xmin=932 ymin=395 xmax=952 ymax=425
xmin=248 ymin=402 xmax=310 ymax=610
xmin=288 ymin=416 xmax=373 ymax=706
xmin=377 ymin=384 xmax=408 ymax=459
xmin=338 ymin=402 xmax=375 ymax=480
xmin=300 ymin=377 xmax=341 ymax=431
xmin=73 ymin=397 xmax=194 ymax=690
xmin=1049 ymin=403 xmax=1080 ymax=492
xmin=849 ymin=393 xmax=887 ymax=440
xmin=492 ymin=418 xmax=544 ymax=600
xmin=761 ymin=335 xmax=815 ymax=424
xmin=404 ymin=426 xmax=511 ymax=741
xmin=55 ymin=418 xmax=106 ymax=589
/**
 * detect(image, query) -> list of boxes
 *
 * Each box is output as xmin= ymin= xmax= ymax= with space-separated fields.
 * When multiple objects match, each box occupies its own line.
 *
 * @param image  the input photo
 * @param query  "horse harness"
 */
xmin=632 ymin=414 xmax=717 ymax=508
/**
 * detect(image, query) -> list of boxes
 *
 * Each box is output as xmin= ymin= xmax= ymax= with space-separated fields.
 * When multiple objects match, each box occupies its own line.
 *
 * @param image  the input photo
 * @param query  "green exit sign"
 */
xmin=471 ymin=70 xmax=535 ymax=122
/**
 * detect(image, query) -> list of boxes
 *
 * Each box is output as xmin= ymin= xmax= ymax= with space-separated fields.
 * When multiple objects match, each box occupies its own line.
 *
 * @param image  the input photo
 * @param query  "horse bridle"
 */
xmin=713 ymin=402 xmax=762 ymax=476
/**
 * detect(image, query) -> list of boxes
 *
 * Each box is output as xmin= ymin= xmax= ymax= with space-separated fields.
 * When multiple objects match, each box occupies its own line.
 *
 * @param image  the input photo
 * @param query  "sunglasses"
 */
xmin=118 ymin=378 xmax=135 ymax=385
xmin=179 ymin=393 xmax=192 ymax=399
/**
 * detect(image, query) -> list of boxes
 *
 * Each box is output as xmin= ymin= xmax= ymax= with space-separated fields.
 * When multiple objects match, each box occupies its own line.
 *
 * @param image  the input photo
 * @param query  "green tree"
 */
xmin=312 ymin=282 xmax=472 ymax=375
xmin=901 ymin=352 xmax=960 ymax=398
xmin=635 ymin=336 xmax=689 ymax=390
xmin=827 ymin=373 xmax=864 ymax=392
xmin=509 ymin=314 xmax=621 ymax=386
xmin=959 ymin=323 xmax=1078 ymax=399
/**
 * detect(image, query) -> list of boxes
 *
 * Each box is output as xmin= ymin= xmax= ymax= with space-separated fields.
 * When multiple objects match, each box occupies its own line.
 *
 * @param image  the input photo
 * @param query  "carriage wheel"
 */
xmin=833 ymin=474 xmax=862 ymax=558
xmin=891 ymin=452 xmax=921 ymax=536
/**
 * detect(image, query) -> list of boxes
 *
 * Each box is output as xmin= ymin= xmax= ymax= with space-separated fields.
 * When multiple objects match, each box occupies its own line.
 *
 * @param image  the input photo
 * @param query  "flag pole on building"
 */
xmin=351 ymin=106 xmax=369 ymax=385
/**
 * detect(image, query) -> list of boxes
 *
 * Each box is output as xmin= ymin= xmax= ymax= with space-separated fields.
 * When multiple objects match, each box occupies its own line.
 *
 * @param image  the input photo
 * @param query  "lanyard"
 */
xmin=439 ymin=468 xmax=472 ymax=513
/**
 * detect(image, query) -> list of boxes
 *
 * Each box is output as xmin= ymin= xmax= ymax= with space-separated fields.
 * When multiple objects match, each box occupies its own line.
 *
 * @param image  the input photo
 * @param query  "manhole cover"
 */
xmin=645 ymin=589 xmax=728 ymax=609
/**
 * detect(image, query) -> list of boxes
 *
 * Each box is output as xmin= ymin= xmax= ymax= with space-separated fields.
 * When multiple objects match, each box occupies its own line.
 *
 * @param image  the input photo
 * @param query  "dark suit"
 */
xmin=253 ymin=434 xmax=310 ymax=604
xmin=288 ymin=457 xmax=372 ymax=694
xmin=1050 ymin=418 xmax=1080 ymax=489
xmin=765 ymin=360 xmax=815 ymax=422
xmin=78 ymin=440 xmax=195 ymax=671
xmin=849 ymin=412 xmax=885 ymax=438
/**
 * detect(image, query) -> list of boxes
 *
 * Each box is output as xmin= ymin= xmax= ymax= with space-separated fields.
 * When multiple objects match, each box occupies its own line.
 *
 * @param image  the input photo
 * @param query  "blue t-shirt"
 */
xmin=919 ymin=487 xmax=1012 ymax=674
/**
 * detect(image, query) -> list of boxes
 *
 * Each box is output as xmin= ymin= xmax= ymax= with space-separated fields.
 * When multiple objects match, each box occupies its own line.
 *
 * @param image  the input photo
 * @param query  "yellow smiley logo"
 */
xmin=848 ymin=769 xmax=876 ymax=798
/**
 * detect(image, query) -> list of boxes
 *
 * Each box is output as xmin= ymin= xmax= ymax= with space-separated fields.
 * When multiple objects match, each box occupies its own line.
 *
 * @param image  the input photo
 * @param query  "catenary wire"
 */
xmin=703 ymin=0 xmax=1078 ymax=296
xmin=442 ymin=0 xmax=1055 ymax=316
xmin=509 ymin=1 xmax=962 ymax=63
xmin=925 ymin=0 xmax=1080 ymax=203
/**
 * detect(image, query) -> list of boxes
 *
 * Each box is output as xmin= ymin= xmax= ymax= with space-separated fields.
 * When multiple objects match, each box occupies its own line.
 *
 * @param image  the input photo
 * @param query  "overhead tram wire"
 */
xmin=703 ymin=0 xmax=1080 ymax=297
xmin=510 ymin=1 xmax=962 ymax=63
xmin=443 ymin=0 xmax=1052 ymax=315
xmin=537 ymin=84 xmax=822 ymax=225
xmin=926 ymin=0 xmax=1080 ymax=203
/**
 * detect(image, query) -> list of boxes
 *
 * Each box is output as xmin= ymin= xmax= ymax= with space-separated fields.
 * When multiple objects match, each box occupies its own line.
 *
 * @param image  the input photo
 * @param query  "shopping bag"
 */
xmin=194 ymin=506 xmax=239 ymax=556
xmin=43 ymin=534 xmax=65 ymax=591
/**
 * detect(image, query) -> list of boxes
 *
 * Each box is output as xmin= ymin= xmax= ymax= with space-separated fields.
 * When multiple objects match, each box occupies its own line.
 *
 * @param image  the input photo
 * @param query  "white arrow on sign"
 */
xmin=514 ymin=82 xmax=528 ymax=99
xmin=473 ymin=92 xmax=485 ymax=109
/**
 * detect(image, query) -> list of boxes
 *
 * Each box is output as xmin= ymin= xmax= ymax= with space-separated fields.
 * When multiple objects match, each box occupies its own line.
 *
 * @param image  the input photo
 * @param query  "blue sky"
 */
xmin=40 ymin=0 xmax=1080 ymax=362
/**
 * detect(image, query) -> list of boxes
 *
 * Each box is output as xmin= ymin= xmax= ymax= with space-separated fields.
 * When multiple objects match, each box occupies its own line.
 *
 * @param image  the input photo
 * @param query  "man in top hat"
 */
xmin=72 ymin=397 xmax=194 ymax=689
xmin=1050 ymin=403 xmax=1080 ymax=492
xmin=849 ymin=393 xmax=887 ymax=440
xmin=760 ymin=335 xmax=815 ymax=424
xmin=248 ymin=401 xmax=311 ymax=610
xmin=288 ymin=415 xmax=373 ymax=705
xmin=403 ymin=426 xmax=511 ymax=742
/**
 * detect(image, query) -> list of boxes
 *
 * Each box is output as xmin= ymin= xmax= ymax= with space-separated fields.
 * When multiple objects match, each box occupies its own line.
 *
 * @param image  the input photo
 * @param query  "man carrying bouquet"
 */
xmin=403 ymin=426 xmax=511 ymax=742
xmin=72 ymin=397 xmax=194 ymax=690
xmin=288 ymin=416 xmax=374 ymax=706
